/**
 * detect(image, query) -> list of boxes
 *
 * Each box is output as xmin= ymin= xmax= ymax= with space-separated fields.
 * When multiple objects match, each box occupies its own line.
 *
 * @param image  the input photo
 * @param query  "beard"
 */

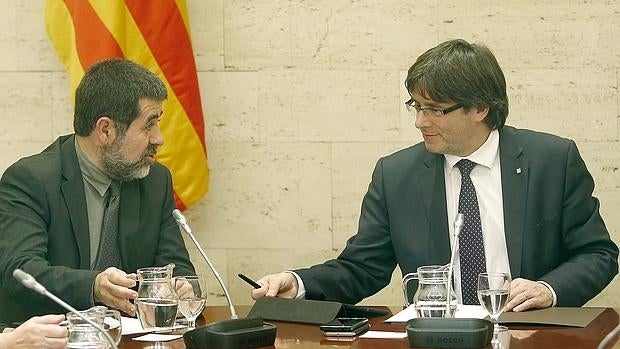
xmin=101 ymin=137 xmax=157 ymax=181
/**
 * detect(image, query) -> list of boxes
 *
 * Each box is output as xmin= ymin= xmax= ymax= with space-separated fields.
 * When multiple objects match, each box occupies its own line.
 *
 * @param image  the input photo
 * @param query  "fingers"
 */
xmin=251 ymin=272 xmax=298 ymax=300
xmin=505 ymin=278 xmax=553 ymax=312
xmin=107 ymin=267 xmax=137 ymax=288
xmin=251 ymin=278 xmax=269 ymax=299
xmin=175 ymin=279 xmax=194 ymax=299
xmin=9 ymin=316 xmax=69 ymax=349
xmin=32 ymin=314 xmax=66 ymax=325
xmin=34 ymin=316 xmax=68 ymax=339
xmin=43 ymin=337 xmax=69 ymax=349
xmin=94 ymin=268 xmax=138 ymax=316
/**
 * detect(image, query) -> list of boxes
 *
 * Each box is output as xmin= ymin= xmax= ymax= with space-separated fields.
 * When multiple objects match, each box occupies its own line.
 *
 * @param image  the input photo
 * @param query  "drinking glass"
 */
xmin=477 ymin=272 xmax=511 ymax=344
xmin=174 ymin=275 xmax=207 ymax=329
xmin=104 ymin=309 xmax=122 ymax=346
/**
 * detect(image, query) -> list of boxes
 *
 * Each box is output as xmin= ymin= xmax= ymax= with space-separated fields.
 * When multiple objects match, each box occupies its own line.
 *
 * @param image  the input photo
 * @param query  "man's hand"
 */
xmin=504 ymin=278 xmax=553 ymax=312
xmin=174 ymin=277 xmax=195 ymax=299
xmin=0 ymin=314 xmax=67 ymax=349
xmin=251 ymin=272 xmax=299 ymax=300
xmin=94 ymin=267 xmax=138 ymax=316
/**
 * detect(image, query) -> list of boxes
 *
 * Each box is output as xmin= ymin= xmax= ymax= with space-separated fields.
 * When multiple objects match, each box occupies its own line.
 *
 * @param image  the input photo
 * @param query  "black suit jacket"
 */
xmin=296 ymin=126 xmax=618 ymax=306
xmin=0 ymin=135 xmax=195 ymax=324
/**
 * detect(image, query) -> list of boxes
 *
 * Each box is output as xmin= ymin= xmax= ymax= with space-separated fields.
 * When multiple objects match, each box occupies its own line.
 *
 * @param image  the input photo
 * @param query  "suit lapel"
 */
xmin=118 ymin=180 xmax=140 ymax=268
xmin=420 ymin=153 xmax=451 ymax=263
xmin=60 ymin=135 xmax=91 ymax=269
xmin=499 ymin=127 xmax=528 ymax=278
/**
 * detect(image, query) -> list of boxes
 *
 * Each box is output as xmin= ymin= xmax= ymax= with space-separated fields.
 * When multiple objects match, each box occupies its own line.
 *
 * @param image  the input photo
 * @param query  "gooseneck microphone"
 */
xmin=172 ymin=209 xmax=238 ymax=319
xmin=172 ymin=209 xmax=277 ymax=349
xmin=13 ymin=269 xmax=118 ymax=349
xmin=446 ymin=213 xmax=464 ymax=317
xmin=597 ymin=323 xmax=620 ymax=349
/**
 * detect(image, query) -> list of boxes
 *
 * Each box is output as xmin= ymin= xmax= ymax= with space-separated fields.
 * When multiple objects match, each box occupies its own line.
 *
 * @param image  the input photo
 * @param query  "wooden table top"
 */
xmin=118 ymin=305 xmax=619 ymax=349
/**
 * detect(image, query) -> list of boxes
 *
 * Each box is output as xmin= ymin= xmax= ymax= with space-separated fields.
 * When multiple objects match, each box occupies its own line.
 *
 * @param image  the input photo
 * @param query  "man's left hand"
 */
xmin=504 ymin=278 xmax=553 ymax=312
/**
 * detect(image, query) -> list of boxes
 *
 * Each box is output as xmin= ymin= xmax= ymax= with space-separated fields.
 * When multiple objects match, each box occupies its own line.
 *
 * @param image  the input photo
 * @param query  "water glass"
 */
xmin=175 ymin=275 xmax=207 ymax=329
xmin=477 ymin=272 xmax=511 ymax=345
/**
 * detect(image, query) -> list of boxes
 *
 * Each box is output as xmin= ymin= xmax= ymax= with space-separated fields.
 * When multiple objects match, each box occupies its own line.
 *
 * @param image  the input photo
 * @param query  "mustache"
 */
xmin=143 ymin=144 xmax=158 ymax=159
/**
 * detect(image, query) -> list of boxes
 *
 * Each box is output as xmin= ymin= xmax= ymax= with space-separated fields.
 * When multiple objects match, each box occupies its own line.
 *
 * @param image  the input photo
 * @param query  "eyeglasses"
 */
xmin=404 ymin=99 xmax=464 ymax=118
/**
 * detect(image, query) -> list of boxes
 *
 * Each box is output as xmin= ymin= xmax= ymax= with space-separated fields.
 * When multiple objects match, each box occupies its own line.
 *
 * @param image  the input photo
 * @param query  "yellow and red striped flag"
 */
xmin=45 ymin=0 xmax=209 ymax=210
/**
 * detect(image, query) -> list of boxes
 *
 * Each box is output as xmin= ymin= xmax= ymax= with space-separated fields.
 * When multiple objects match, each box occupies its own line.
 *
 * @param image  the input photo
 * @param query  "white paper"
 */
xmin=359 ymin=330 xmax=408 ymax=339
xmin=132 ymin=333 xmax=183 ymax=342
xmin=121 ymin=316 xmax=185 ymax=335
xmin=385 ymin=304 xmax=488 ymax=323
xmin=104 ymin=317 xmax=120 ymax=330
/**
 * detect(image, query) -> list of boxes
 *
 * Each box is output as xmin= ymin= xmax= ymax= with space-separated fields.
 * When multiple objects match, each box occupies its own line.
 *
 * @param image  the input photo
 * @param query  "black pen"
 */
xmin=238 ymin=273 xmax=261 ymax=289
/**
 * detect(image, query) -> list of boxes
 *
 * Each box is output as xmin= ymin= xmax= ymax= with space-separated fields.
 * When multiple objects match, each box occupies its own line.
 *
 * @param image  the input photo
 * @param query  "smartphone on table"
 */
xmin=319 ymin=317 xmax=369 ymax=337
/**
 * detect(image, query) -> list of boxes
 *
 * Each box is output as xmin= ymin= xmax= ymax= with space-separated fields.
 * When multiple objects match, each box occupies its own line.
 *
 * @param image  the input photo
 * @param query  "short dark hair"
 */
xmin=73 ymin=58 xmax=168 ymax=136
xmin=405 ymin=39 xmax=508 ymax=130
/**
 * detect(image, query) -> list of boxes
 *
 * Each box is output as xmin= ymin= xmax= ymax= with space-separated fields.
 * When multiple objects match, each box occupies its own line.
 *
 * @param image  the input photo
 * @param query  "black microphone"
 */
xmin=172 ymin=209 xmax=276 ymax=349
xmin=172 ymin=208 xmax=237 ymax=319
xmin=446 ymin=213 xmax=464 ymax=317
xmin=13 ymin=269 xmax=118 ymax=349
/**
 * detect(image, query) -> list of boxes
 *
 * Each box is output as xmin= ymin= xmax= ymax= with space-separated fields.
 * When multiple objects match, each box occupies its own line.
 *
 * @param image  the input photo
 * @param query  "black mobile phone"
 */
xmin=319 ymin=317 xmax=369 ymax=332
xmin=322 ymin=322 xmax=370 ymax=337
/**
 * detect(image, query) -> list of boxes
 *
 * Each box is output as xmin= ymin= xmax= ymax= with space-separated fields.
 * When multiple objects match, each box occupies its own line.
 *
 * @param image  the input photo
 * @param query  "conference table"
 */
xmin=119 ymin=305 xmax=619 ymax=348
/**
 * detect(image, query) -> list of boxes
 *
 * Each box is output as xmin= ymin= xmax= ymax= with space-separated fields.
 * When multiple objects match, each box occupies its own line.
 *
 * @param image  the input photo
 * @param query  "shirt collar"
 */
xmin=74 ymin=138 xmax=113 ymax=197
xmin=444 ymin=129 xmax=499 ymax=170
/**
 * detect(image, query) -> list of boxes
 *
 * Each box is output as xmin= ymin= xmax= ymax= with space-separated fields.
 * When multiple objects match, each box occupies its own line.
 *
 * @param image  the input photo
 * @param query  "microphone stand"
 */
xmin=597 ymin=323 xmax=620 ymax=349
xmin=172 ymin=209 xmax=238 ymax=319
xmin=446 ymin=213 xmax=464 ymax=318
xmin=172 ymin=209 xmax=276 ymax=349
xmin=13 ymin=269 xmax=118 ymax=349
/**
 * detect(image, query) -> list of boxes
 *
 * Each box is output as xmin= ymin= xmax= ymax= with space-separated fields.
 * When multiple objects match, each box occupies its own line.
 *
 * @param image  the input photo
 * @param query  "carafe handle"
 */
xmin=401 ymin=272 xmax=419 ymax=307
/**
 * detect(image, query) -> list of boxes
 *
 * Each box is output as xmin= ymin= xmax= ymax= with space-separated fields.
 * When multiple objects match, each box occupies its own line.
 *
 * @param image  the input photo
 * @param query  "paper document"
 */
xmin=386 ymin=305 xmax=605 ymax=328
xmin=360 ymin=330 xmax=408 ymax=339
xmin=386 ymin=304 xmax=487 ymax=323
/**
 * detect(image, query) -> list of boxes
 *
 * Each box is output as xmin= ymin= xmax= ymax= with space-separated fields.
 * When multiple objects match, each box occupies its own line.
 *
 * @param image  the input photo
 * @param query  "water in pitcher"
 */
xmin=136 ymin=298 xmax=179 ymax=328
xmin=415 ymin=300 xmax=457 ymax=318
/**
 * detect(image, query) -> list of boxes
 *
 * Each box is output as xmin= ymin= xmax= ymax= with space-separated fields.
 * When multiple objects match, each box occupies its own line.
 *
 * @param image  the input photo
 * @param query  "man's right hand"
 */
xmin=94 ymin=267 xmax=137 ymax=316
xmin=251 ymin=272 xmax=299 ymax=300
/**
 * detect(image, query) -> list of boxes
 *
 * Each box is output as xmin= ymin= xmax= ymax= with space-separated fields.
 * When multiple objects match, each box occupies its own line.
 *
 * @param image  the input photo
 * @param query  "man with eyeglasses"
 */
xmin=250 ymin=39 xmax=618 ymax=311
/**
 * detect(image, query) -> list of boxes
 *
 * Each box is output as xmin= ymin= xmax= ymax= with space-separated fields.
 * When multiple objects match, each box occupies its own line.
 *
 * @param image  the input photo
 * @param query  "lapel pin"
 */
xmin=516 ymin=168 xmax=522 ymax=174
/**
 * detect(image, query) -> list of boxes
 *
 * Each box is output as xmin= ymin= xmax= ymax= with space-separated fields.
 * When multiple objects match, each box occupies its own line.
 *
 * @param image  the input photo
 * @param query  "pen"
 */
xmin=238 ymin=273 xmax=261 ymax=289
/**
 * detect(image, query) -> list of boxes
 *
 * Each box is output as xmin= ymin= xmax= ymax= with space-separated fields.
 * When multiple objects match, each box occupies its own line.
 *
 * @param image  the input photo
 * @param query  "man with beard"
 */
xmin=0 ymin=58 xmax=195 ymax=325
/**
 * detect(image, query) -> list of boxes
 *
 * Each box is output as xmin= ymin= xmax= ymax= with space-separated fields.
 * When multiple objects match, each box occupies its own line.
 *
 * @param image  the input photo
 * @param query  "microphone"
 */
xmin=172 ymin=209 xmax=237 ymax=319
xmin=13 ymin=269 xmax=118 ymax=349
xmin=172 ymin=209 xmax=277 ymax=349
xmin=446 ymin=213 xmax=464 ymax=317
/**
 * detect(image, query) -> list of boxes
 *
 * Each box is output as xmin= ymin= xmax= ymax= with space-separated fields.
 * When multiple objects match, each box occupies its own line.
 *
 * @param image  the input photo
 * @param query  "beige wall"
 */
xmin=0 ymin=1 xmax=618 ymax=308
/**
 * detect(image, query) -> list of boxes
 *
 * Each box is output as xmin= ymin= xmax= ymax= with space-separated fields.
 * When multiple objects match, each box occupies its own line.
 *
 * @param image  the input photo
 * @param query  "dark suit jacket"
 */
xmin=0 ymin=135 xmax=195 ymax=324
xmin=296 ymin=126 xmax=619 ymax=306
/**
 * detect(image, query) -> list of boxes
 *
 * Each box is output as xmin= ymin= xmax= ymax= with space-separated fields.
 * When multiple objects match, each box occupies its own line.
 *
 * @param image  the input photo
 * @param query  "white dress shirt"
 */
xmin=444 ymin=129 xmax=511 ymax=303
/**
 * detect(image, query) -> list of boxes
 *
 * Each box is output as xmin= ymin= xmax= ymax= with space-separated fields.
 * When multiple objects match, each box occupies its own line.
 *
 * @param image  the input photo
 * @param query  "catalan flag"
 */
xmin=44 ymin=0 xmax=209 ymax=210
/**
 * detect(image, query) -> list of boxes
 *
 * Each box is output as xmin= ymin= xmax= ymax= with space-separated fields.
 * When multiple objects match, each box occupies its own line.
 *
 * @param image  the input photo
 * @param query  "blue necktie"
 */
xmin=456 ymin=159 xmax=486 ymax=305
xmin=94 ymin=180 xmax=122 ymax=270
